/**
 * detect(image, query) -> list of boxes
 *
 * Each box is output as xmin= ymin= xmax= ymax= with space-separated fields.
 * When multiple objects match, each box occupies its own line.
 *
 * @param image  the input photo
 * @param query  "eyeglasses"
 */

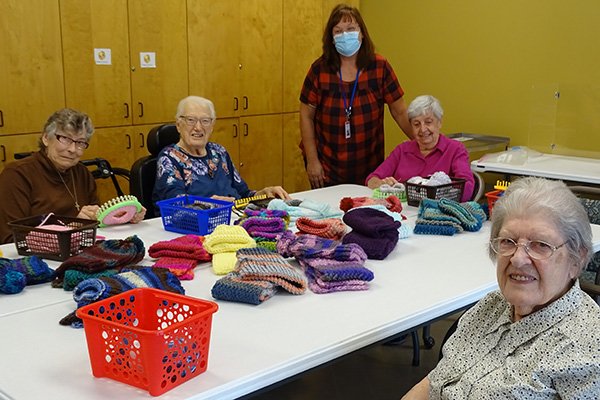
xmin=490 ymin=237 xmax=565 ymax=260
xmin=179 ymin=115 xmax=214 ymax=128
xmin=55 ymin=134 xmax=89 ymax=150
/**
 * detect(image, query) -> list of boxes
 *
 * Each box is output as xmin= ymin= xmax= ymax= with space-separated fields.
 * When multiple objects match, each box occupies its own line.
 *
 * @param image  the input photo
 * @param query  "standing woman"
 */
xmin=300 ymin=3 xmax=412 ymax=189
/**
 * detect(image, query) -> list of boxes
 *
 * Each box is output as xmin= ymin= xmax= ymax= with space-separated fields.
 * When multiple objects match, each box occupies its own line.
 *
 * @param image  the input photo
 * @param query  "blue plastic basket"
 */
xmin=157 ymin=196 xmax=233 ymax=235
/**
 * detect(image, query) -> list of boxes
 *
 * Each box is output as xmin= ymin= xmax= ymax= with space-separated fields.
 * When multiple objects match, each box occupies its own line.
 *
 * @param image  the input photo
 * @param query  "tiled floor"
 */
xmin=240 ymin=313 xmax=459 ymax=400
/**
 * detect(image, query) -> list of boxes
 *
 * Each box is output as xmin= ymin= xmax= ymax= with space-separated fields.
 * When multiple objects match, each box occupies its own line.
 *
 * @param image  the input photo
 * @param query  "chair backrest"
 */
xmin=130 ymin=124 xmax=179 ymax=219
xmin=471 ymin=171 xmax=485 ymax=202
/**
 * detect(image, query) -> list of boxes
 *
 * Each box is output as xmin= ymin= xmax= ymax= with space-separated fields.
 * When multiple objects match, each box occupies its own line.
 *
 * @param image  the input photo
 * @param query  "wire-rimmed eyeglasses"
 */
xmin=55 ymin=134 xmax=89 ymax=150
xmin=490 ymin=237 xmax=565 ymax=260
xmin=179 ymin=115 xmax=214 ymax=128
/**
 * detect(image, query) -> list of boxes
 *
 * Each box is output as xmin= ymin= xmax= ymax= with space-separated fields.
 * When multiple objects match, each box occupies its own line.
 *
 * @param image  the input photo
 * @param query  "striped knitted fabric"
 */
xmin=339 ymin=195 xmax=403 ymax=213
xmin=296 ymin=217 xmax=346 ymax=240
xmin=239 ymin=217 xmax=286 ymax=239
xmin=414 ymin=198 xmax=486 ymax=236
xmin=0 ymin=268 xmax=27 ymax=294
xmin=277 ymin=231 xmax=367 ymax=262
xmin=0 ymin=256 xmax=54 ymax=285
xmin=148 ymin=235 xmax=211 ymax=261
xmin=211 ymin=272 xmax=277 ymax=305
xmin=235 ymin=247 xmax=307 ymax=294
xmin=62 ymin=269 xmax=119 ymax=291
xmin=299 ymin=258 xmax=374 ymax=282
xmin=60 ymin=266 xmax=184 ymax=327
xmin=52 ymin=235 xmax=145 ymax=287
xmin=267 ymin=198 xmax=343 ymax=226
xmin=152 ymin=257 xmax=197 ymax=280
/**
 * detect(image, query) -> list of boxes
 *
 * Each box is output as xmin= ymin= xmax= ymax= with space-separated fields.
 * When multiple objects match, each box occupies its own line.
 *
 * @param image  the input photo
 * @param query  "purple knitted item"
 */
xmin=342 ymin=208 xmax=401 ymax=260
xmin=243 ymin=209 xmax=288 ymax=219
xmin=240 ymin=217 xmax=286 ymax=239
xmin=299 ymin=258 xmax=374 ymax=282
xmin=277 ymin=232 xmax=367 ymax=262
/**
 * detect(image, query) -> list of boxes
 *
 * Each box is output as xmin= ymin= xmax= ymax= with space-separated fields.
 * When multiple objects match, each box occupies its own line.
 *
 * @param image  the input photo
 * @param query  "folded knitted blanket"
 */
xmin=414 ymin=199 xmax=486 ymax=236
xmin=276 ymin=231 xmax=367 ymax=262
xmin=267 ymin=198 xmax=342 ymax=224
xmin=296 ymin=217 xmax=346 ymax=240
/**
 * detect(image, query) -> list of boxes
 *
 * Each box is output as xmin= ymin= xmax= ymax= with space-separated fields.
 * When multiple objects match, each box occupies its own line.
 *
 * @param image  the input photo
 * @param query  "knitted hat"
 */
xmin=0 ymin=256 xmax=55 ymax=285
xmin=148 ymin=235 xmax=211 ymax=261
xmin=203 ymin=225 xmax=256 ymax=254
xmin=211 ymin=252 xmax=240 ymax=275
xmin=277 ymin=233 xmax=367 ymax=262
xmin=239 ymin=217 xmax=286 ymax=239
xmin=438 ymin=199 xmax=484 ymax=232
xmin=299 ymin=261 xmax=371 ymax=294
xmin=339 ymin=195 xmax=403 ymax=213
xmin=413 ymin=198 xmax=486 ymax=236
xmin=235 ymin=247 xmax=307 ymax=294
xmin=255 ymin=238 xmax=278 ymax=252
xmin=152 ymin=257 xmax=197 ymax=280
xmin=62 ymin=269 xmax=119 ymax=291
xmin=60 ymin=266 xmax=184 ymax=327
xmin=0 ymin=267 xmax=27 ymax=294
xmin=299 ymin=258 xmax=374 ymax=282
xmin=342 ymin=208 xmax=401 ymax=260
xmin=267 ymin=198 xmax=343 ymax=224
xmin=53 ymin=235 xmax=145 ymax=287
xmin=211 ymin=272 xmax=277 ymax=305
xmin=296 ymin=217 xmax=346 ymax=240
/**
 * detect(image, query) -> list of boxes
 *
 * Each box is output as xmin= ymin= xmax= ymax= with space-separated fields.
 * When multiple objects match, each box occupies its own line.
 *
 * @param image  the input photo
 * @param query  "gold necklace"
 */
xmin=56 ymin=169 xmax=81 ymax=212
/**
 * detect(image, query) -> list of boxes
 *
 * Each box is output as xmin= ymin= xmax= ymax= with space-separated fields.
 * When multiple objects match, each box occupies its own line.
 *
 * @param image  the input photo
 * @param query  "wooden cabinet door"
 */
xmin=239 ymin=0 xmax=283 ymax=116
xmin=282 ymin=113 xmax=311 ymax=193
xmin=60 ymin=0 xmax=132 ymax=128
xmin=0 ymin=0 xmax=65 ymax=135
xmin=0 ymin=134 xmax=42 ymax=172
xmin=283 ymin=0 xmax=324 ymax=113
xmin=211 ymin=117 xmax=241 ymax=167
xmin=239 ymin=114 xmax=283 ymax=190
xmin=188 ymin=0 xmax=240 ymax=118
xmin=128 ymin=0 xmax=189 ymax=125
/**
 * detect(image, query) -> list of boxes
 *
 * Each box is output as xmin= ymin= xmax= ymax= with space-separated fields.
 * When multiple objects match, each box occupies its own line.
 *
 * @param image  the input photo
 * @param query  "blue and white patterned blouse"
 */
xmin=152 ymin=142 xmax=253 ymax=205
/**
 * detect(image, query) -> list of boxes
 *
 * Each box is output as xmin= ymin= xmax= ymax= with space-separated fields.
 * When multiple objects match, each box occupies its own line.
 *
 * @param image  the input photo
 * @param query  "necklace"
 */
xmin=56 ymin=169 xmax=81 ymax=212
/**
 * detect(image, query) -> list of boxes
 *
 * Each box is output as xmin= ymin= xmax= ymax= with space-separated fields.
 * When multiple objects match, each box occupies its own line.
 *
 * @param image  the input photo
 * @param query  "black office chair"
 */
xmin=129 ymin=124 xmax=179 ymax=219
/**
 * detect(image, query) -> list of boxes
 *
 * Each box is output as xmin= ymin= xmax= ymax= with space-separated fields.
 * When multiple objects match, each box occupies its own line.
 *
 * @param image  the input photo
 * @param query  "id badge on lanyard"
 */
xmin=339 ymin=68 xmax=360 ymax=140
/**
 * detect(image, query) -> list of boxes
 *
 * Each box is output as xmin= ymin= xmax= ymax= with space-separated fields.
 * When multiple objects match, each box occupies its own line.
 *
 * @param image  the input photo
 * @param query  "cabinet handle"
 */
xmin=243 ymin=96 xmax=248 ymax=110
xmin=0 ymin=110 xmax=4 ymax=127
xmin=139 ymin=132 xmax=145 ymax=148
xmin=126 ymin=134 xmax=132 ymax=149
xmin=138 ymin=102 xmax=144 ymax=118
xmin=233 ymin=124 xmax=238 ymax=138
xmin=1 ymin=145 xmax=5 ymax=162
xmin=243 ymin=123 xmax=249 ymax=136
xmin=234 ymin=97 xmax=239 ymax=111
xmin=124 ymin=103 xmax=130 ymax=118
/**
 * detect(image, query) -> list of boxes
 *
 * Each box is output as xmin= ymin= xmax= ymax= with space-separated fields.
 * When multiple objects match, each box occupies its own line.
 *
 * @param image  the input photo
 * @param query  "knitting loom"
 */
xmin=494 ymin=180 xmax=511 ymax=191
xmin=234 ymin=193 xmax=268 ymax=209
xmin=97 ymin=195 xmax=142 ymax=227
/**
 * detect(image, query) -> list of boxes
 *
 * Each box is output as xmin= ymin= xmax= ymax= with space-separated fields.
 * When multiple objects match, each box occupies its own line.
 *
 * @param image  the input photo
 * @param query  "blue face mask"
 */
xmin=334 ymin=31 xmax=361 ymax=57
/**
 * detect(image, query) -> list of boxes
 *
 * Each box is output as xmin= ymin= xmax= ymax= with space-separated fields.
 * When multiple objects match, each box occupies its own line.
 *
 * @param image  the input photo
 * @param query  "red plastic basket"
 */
xmin=485 ymin=190 xmax=504 ymax=217
xmin=76 ymin=288 xmax=218 ymax=396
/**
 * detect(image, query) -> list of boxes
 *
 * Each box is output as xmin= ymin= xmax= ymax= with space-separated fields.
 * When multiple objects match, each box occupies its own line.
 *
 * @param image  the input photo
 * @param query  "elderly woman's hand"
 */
xmin=367 ymin=176 xmax=399 ymax=189
xmin=129 ymin=207 xmax=146 ymax=224
xmin=256 ymin=186 xmax=291 ymax=200
xmin=77 ymin=205 xmax=100 ymax=220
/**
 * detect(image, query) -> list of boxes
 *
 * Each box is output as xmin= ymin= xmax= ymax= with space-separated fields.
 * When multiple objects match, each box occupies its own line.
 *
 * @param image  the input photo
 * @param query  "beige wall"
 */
xmin=361 ymin=0 xmax=600 ymax=158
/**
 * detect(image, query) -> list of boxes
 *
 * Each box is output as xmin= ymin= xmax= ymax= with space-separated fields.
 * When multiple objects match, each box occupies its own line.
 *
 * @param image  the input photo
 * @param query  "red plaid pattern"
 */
xmin=300 ymin=54 xmax=404 ymax=185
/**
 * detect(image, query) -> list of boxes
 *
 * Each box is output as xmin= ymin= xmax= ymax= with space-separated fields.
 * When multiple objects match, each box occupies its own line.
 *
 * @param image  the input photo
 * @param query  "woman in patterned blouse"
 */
xmin=403 ymin=177 xmax=600 ymax=399
xmin=152 ymin=96 xmax=290 ymax=206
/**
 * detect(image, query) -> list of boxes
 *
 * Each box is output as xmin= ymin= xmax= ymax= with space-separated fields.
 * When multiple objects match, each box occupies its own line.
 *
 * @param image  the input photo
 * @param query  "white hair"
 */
xmin=407 ymin=95 xmax=444 ymax=121
xmin=175 ymin=96 xmax=216 ymax=119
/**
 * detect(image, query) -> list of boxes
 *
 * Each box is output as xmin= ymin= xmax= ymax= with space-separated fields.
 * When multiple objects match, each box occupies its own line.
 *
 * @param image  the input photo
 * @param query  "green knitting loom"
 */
xmin=96 ymin=195 xmax=142 ymax=228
